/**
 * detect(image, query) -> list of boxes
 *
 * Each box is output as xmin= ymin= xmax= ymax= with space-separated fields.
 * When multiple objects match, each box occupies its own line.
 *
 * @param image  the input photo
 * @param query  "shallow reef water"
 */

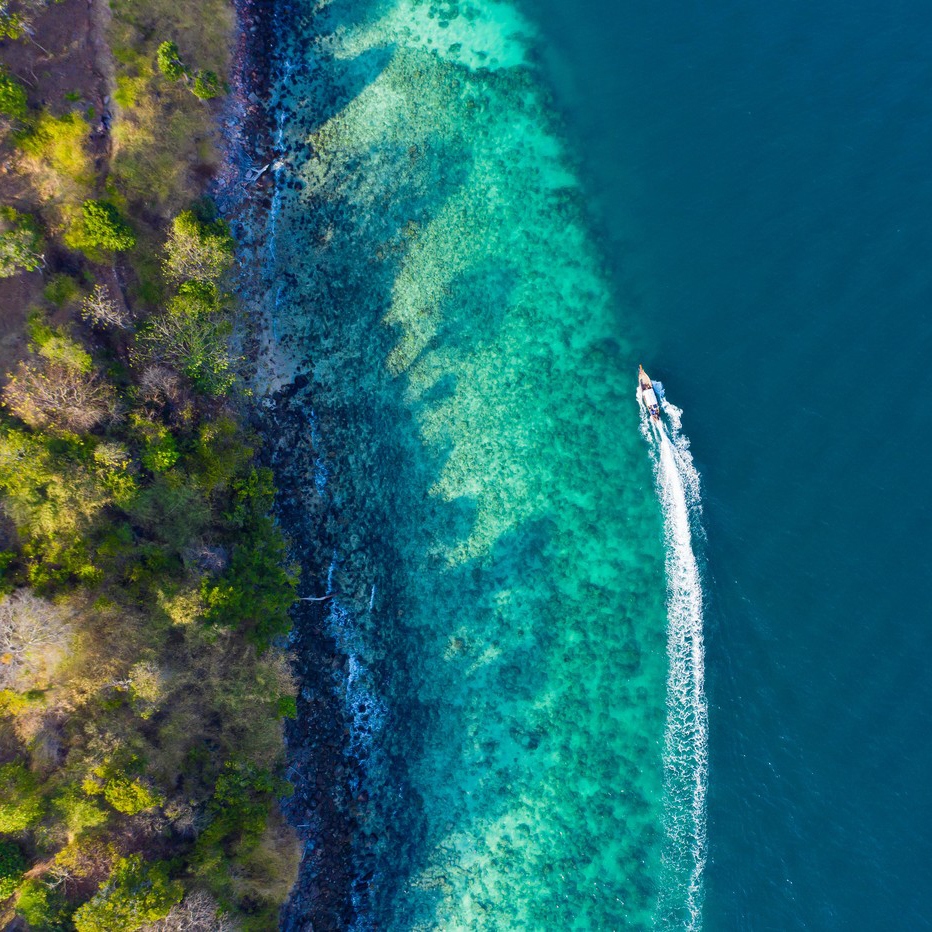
xmin=251 ymin=0 xmax=678 ymax=927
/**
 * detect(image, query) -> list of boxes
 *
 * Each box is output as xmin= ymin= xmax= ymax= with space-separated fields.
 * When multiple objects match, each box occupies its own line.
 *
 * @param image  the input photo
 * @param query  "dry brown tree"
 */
xmin=3 ymin=358 xmax=117 ymax=432
xmin=81 ymin=283 xmax=131 ymax=330
xmin=140 ymin=365 xmax=182 ymax=403
xmin=0 ymin=588 xmax=72 ymax=691
xmin=141 ymin=891 xmax=240 ymax=931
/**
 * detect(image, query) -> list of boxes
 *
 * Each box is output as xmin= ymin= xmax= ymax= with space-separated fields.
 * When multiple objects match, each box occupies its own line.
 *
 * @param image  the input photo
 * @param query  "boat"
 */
xmin=638 ymin=365 xmax=661 ymax=422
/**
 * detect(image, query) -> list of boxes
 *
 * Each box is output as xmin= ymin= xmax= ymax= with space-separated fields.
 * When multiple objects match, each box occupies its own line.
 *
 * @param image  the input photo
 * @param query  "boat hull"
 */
xmin=638 ymin=366 xmax=661 ymax=422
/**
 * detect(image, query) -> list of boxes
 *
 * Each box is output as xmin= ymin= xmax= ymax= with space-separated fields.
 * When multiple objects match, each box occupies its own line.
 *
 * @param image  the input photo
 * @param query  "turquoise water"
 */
xmin=250 ymin=0 xmax=712 ymax=926
xmin=522 ymin=0 xmax=932 ymax=927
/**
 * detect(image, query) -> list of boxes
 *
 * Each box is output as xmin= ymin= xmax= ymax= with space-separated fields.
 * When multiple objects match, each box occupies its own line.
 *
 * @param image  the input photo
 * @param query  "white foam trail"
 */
xmin=642 ymin=394 xmax=709 ymax=930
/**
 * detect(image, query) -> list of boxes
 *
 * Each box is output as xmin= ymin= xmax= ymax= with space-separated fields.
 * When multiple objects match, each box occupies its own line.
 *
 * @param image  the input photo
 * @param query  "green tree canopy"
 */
xmin=72 ymin=855 xmax=182 ymax=932
xmin=0 ymin=207 xmax=43 ymax=277
xmin=0 ymin=840 xmax=26 ymax=899
xmin=0 ymin=761 xmax=45 ymax=833
xmin=164 ymin=210 xmax=234 ymax=283
xmin=0 ymin=67 xmax=27 ymax=120
xmin=191 ymin=70 xmax=223 ymax=101
xmin=156 ymin=41 xmax=186 ymax=81
xmin=68 ymin=200 xmax=136 ymax=255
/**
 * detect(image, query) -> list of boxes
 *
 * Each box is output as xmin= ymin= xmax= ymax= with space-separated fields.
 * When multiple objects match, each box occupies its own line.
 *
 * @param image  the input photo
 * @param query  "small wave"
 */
xmin=322 ymin=556 xmax=388 ymax=791
xmin=642 ymin=390 xmax=709 ymax=930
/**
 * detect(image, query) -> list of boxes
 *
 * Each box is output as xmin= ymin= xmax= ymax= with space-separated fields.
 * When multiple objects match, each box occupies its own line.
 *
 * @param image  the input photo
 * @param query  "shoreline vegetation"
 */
xmin=0 ymin=0 xmax=304 ymax=928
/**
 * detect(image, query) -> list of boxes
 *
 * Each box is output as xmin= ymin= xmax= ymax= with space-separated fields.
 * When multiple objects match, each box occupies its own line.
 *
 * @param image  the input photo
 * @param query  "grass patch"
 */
xmin=108 ymin=0 xmax=234 ymax=219
xmin=15 ymin=110 xmax=94 ymax=205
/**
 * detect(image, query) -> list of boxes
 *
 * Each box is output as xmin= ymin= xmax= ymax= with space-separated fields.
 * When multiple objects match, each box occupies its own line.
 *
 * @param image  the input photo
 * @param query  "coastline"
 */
xmin=219 ymin=1 xmax=365 ymax=927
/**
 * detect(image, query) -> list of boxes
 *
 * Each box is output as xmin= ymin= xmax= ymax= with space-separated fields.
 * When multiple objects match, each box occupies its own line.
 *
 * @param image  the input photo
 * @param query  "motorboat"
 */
xmin=638 ymin=365 xmax=661 ymax=422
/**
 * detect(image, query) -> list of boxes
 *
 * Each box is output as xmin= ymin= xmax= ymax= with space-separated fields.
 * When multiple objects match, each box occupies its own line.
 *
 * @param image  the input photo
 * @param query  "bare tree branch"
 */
xmin=81 ymin=283 xmax=131 ymax=330
xmin=0 ymin=589 xmax=72 ymax=690
xmin=3 ymin=358 xmax=117 ymax=432
xmin=141 ymin=891 xmax=240 ymax=931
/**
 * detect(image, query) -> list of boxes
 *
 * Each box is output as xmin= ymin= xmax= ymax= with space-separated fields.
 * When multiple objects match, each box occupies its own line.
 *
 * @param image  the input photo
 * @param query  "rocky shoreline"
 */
xmin=219 ymin=2 xmax=365 ymax=928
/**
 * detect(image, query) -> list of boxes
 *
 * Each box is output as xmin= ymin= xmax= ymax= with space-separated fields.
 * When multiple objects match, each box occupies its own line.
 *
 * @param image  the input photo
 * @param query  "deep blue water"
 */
xmin=523 ymin=0 xmax=932 ymax=927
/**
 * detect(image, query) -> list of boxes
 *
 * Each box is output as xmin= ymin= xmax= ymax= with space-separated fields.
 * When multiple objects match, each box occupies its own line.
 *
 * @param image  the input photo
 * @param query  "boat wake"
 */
xmin=641 ymin=386 xmax=709 ymax=930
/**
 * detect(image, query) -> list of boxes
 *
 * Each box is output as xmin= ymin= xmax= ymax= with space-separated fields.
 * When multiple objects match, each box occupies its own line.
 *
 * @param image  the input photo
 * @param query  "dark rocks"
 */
xmin=218 ymin=1 xmax=365 ymax=929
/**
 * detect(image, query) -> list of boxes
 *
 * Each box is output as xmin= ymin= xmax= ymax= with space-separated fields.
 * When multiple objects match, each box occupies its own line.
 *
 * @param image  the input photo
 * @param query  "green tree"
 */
xmin=192 ymin=761 xmax=285 ymax=897
xmin=0 ymin=761 xmax=45 ymax=833
xmin=201 ymin=469 xmax=298 ymax=648
xmin=67 ymin=200 xmax=136 ymax=255
xmin=156 ymin=41 xmax=186 ymax=81
xmin=168 ymin=279 xmax=222 ymax=318
xmin=191 ymin=70 xmax=223 ymax=101
xmin=0 ymin=428 xmax=115 ymax=585
xmin=125 ymin=474 xmax=210 ymax=548
xmin=0 ymin=839 xmax=26 ymax=899
xmin=0 ymin=207 xmax=43 ymax=277
xmin=0 ymin=10 xmax=24 ymax=41
xmin=72 ymin=855 xmax=182 ymax=932
xmin=51 ymin=784 xmax=108 ymax=838
xmin=28 ymin=312 xmax=93 ymax=373
xmin=131 ymin=415 xmax=180 ymax=474
xmin=136 ymin=310 xmax=234 ymax=395
xmin=0 ymin=67 xmax=27 ymax=120
xmin=15 ymin=878 xmax=65 ymax=928
xmin=164 ymin=210 xmax=234 ymax=283
xmin=102 ymin=776 xmax=162 ymax=815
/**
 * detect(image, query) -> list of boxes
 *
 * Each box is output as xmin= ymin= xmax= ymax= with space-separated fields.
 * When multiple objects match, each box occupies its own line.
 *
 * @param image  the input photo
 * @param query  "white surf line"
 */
xmin=642 ymin=394 xmax=709 ymax=930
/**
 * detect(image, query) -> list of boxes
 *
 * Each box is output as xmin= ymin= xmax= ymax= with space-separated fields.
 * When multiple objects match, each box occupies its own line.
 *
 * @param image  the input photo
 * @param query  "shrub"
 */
xmin=51 ymin=784 xmax=109 ymax=838
xmin=103 ymin=776 xmax=162 ymax=815
xmin=0 ymin=761 xmax=45 ymax=833
xmin=67 ymin=200 xmax=136 ymax=255
xmin=276 ymin=695 xmax=297 ymax=719
xmin=16 ymin=111 xmax=93 ymax=189
xmin=0 ymin=839 xmax=26 ymax=899
xmin=155 ymin=41 xmax=186 ymax=81
xmin=43 ymin=273 xmax=82 ymax=308
xmin=72 ymin=855 xmax=182 ymax=932
xmin=28 ymin=312 xmax=93 ymax=372
xmin=0 ymin=67 xmax=27 ymax=120
xmin=126 ymin=660 xmax=167 ymax=718
xmin=164 ymin=210 xmax=233 ymax=282
xmin=191 ymin=70 xmax=223 ymax=101
xmin=0 ymin=207 xmax=43 ymax=277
